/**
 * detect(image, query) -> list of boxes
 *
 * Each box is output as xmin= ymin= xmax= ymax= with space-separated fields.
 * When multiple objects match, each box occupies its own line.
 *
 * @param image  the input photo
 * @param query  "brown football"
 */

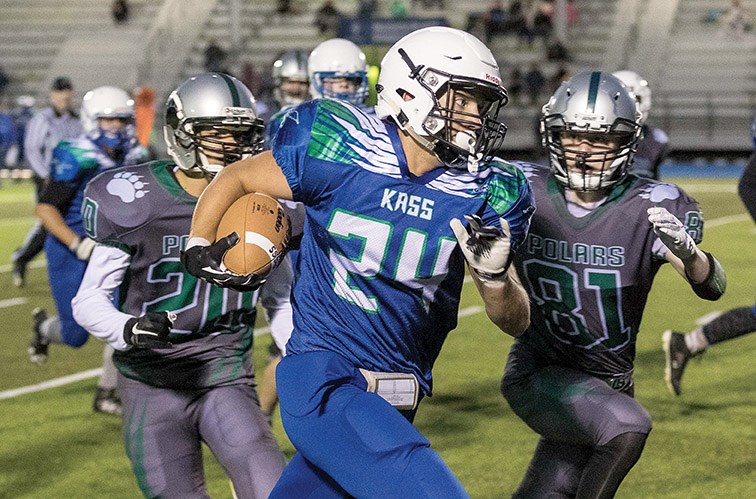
xmin=216 ymin=193 xmax=291 ymax=277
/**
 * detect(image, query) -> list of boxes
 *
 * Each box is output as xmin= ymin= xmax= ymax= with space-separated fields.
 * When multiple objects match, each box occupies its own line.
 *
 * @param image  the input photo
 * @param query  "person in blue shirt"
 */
xmin=182 ymin=26 xmax=534 ymax=497
xmin=31 ymin=85 xmax=149 ymax=415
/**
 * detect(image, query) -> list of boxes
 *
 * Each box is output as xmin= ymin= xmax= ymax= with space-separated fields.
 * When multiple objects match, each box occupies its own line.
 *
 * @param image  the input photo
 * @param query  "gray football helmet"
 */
xmin=541 ymin=71 xmax=643 ymax=191
xmin=164 ymin=72 xmax=264 ymax=178
xmin=272 ymin=49 xmax=309 ymax=107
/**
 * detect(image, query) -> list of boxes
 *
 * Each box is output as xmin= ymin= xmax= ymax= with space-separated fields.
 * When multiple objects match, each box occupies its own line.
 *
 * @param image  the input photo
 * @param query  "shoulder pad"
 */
xmin=83 ymin=163 xmax=158 ymax=241
xmin=50 ymin=140 xmax=99 ymax=181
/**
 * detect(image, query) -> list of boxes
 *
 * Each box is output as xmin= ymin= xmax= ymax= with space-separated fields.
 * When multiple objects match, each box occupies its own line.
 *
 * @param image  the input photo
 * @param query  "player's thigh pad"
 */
xmin=44 ymin=236 xmax=89 ymax=346
xmin=119 ymin=375 xmax=206 ymax=498
xmin=197 ymin=384 xmax=284 ymax=499
xmin=502 ymin=365 xmax=651 ymax=446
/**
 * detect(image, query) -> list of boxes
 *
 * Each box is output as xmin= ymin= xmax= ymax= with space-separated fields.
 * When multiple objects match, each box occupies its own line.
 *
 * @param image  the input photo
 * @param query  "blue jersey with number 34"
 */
xmin=272 ymin=99 xmax=534 ymax=395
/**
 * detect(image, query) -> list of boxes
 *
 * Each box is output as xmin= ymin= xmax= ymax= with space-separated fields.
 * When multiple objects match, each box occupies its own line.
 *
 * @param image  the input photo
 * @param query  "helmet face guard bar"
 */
xmin=542 ymin=114 xmax=640 ymax=191
xmin=187 ymin=117 xmax=265 ymax=167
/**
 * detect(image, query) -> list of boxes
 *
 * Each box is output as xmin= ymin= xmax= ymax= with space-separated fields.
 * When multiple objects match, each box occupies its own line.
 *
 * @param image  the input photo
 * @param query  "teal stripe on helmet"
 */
xmin=586 ymin=71 xmax=601 ymax=113
xmin=218 ymin=73 xmax=240 ymax=106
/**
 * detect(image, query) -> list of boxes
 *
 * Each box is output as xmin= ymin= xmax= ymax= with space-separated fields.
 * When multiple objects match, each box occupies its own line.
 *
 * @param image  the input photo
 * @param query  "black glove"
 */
xmin=180 ymin=233 xmax=266 ymax=292
xmin=123 ymin=311 xmax=175 ymax=349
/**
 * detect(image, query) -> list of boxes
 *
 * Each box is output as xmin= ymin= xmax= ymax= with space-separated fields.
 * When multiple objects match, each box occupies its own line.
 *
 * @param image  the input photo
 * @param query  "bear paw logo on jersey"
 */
xmin=106 ymin=171 xmax=149 ymax=203
xmin=638 ymin=184 xmax=680 ymax=203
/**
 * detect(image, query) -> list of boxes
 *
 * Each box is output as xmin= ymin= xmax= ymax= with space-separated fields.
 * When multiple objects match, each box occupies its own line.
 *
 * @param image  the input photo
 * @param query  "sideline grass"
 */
xmin=0 ymin=179 xmax=753 ymax=498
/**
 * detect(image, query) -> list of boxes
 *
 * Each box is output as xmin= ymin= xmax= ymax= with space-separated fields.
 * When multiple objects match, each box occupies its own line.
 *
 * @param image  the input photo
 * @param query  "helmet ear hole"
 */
xmin=165 ymin=104 xmax=180 ymax=130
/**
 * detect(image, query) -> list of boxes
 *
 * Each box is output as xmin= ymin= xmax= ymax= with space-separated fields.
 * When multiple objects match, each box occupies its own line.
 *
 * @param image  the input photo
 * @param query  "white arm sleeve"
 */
xmin=72 ymin=244 xmax=135 ymax=351
xmin=258 ymin=253 xmax=295 ymax=356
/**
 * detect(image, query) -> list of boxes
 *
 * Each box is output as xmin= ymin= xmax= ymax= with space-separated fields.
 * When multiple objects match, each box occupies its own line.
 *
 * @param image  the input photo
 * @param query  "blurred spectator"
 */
xmin=532 ymin=0 xmax=555 ymax=43
xmin=566 ymin=0 xmax=580 ymax=28
xmin=546 ymin=39 xmax=571 ymax=62
xmin=719 ymin=0 xmax=753 ymax=38
xmin=508 ymin=66 xmax=524 ymax=106
xmin=5 ymin=95 xmax=36 ymax=170
xmin=357 ymin=0 xmax=377 ymax=44
xmin=390 ymin=0 xmax=408 ymax=18
xmin=508 ymin=1 xmax=533 ymax=46
xmin=315 ymin=0 xmax=342 ymax=35
xmin=0 ymin=103 xmax=15 ymax=175
xmin=111 ymin=0 xmax=129 ymax=24
xmin=133 ymin=86 xmax=156 ymax=150
xmin=0 ymin=66 xmax=9 ymax=98
xmin=203 ymin=39 xmax=228 ymax=74
xmin=277 ymin=0 xmax=297 ymax=14
xmin=412 ymin=0 xmax=445 ymax=8
xmin=524 ymin=63 xmax=546 ymax=106
xmin=241 ymin=62 xmax=265 ymax=96
xmin=483 ymin=0 xmax=508 ymax=44
xmin=548 ymin=63 xmax=570 ymax=93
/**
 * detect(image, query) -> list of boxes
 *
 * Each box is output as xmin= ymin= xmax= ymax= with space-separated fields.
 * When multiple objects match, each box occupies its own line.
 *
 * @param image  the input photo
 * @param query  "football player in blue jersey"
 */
xmin=72 ymin=73 xmax=289 ymax=498
xmin=183 ymin=26 xmax=535 ymax=497
xmin=265 ymin=49 xmax=311 ymax=150
xmin=662 ymin=113 xmax=756 ymax=396
xmin=307 ymin=38 xmax=370 ymax=107
xmin=500 ymin=71 xmax=726 ymax=498
xmin=613 ymin=70 xmax=670 ymax=180
xmin=31 ymin=85 xmax=149 ymax=415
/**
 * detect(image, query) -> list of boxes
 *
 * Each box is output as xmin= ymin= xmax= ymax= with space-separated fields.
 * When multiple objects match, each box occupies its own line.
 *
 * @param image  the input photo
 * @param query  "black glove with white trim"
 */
xmin=123 ymin=311 xmax=176 ymax=349
xmin=180 ymin=234 xmax=265 ymax=292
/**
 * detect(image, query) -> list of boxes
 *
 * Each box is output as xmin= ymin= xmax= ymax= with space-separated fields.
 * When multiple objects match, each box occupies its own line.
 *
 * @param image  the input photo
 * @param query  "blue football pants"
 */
xmin=270 ymin=350 xmax=468 ymax=498
xmin=45 ymin=235 xmax=89 ymax=347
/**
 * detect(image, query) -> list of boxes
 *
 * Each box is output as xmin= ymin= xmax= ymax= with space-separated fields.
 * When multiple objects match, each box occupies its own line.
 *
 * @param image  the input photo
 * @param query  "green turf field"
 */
xmin=0 ymin=178 xmax=753 ymax=498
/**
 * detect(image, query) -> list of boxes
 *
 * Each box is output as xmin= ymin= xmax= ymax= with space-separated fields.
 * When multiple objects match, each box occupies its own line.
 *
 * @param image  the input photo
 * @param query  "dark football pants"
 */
xmin=14 ymin=175 xmax=47 ymax=267
xmin=120 ymin=375 xmax=285 ymax=499
xmin=502 ymin=365 xmax=652 ymax=498
xmin=270 ymin=350 xmax=468 ymax=498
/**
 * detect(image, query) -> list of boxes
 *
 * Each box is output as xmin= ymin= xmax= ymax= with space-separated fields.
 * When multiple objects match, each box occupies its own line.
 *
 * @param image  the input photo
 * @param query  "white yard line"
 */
xmin=705 ymin=213 xmax=751 ymax=228
xmin=0 ymin=368 xmax=103 ymax=401
xmin=0 ymin=297 xmax=28 ymax=309
xmin=0 ymin=259 xmax=46 ymax=274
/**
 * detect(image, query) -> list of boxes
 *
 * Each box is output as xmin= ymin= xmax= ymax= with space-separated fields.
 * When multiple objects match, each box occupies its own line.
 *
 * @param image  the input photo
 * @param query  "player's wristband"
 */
xmin=685 ymin=251 xmax=726 ymax=301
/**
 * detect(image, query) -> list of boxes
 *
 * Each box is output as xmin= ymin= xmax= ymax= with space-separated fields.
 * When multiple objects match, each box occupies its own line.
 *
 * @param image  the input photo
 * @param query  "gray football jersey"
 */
xmin=83 ymin=161 xmax=259 ymax=390
xmin=511 ymin=162 xmax=703 ymax=377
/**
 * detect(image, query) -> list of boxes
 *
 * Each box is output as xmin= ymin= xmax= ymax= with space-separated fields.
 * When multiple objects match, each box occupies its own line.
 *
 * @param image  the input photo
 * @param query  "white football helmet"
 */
xmin=375 ymin=26 xmax=509 ymax=173
xmin=612 ymin=70 xmax=651 ymax=123
xmin=164 ymin=72 xmax=264 ymax=178
xmin=541 ymin=71 xmax=643 ymax=192
xmin=308 ymin=38 xmax=368 ymax=105
xmin=81 ymin=86 xmax=136 ymax=151
xmin=272 ymin=49 xmax=309 ymax=107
